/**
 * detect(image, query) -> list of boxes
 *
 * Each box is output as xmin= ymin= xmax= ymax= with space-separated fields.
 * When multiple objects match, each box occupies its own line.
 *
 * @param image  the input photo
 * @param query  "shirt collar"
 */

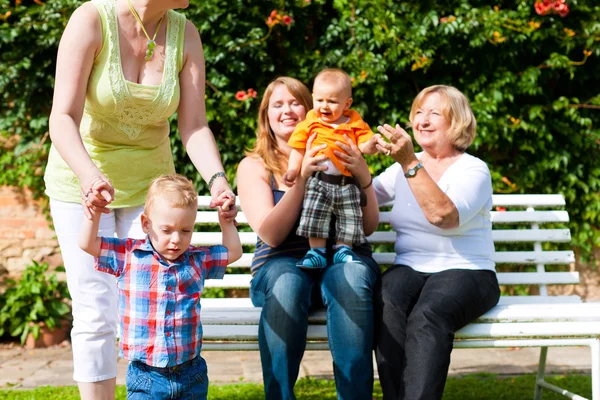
xmin=131 ymin=236 xmax=154 ymax=253
xmin=305 ymin=109 xmax=362 ymax=130
xmin=131 ymin=236 xmax=205 ymax=266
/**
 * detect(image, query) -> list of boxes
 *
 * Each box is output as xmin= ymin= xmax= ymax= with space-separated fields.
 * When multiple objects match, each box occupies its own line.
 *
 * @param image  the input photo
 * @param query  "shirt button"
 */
xmin=166 ymin=332 xmax=171 ymax=337
xmin=166 ymin=310 xmax=171 ymax=315
xmin=167 ymin=286 xmax=172 ymax=291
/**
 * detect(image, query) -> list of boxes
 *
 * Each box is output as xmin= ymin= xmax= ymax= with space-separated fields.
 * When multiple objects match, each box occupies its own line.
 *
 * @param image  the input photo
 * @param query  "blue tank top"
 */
xmin=250 ymin=174 xmax=311 ymax=274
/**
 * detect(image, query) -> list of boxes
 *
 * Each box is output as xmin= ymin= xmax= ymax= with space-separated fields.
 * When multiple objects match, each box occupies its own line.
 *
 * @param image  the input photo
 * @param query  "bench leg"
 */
xmin=592 ymin=338 xmax=600 ymax=400
xmin=534 ymin=346 xmax=548 ymax=400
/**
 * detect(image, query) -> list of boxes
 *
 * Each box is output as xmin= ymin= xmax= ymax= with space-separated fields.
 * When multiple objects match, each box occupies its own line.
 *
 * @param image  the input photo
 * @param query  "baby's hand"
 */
xmin=359 ymin=134 xmax=382 ymax=155
xmin=283 ymin=170 xmax=298 ymax=187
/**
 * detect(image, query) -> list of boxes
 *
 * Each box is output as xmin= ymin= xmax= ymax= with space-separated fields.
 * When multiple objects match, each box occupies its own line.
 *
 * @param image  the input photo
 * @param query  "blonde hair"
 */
xmin=409 ymin=85 xmax=476 ymax=152
xmin=144 ymin=174 xmax=197 ymax=215
xmin=246 ymin=77 xmax=312 ymax=177
xmin=314 ymin=68 xmax=352 ymax=98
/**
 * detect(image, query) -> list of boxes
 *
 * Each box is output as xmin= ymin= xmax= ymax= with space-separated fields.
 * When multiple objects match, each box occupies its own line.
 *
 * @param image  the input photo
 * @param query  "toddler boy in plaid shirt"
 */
xmin=79 ymin=174 xmax=242 ymax=399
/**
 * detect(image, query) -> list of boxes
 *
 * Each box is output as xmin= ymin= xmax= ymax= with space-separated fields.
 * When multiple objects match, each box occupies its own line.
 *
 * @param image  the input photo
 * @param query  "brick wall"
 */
xmin=0 ymin=186 xmax=62 ymax=276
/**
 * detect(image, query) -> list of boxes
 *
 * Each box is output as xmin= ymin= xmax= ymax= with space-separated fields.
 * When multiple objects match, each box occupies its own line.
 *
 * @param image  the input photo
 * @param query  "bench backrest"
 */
xmin=194 ymin=194 xmax=576 ymax=302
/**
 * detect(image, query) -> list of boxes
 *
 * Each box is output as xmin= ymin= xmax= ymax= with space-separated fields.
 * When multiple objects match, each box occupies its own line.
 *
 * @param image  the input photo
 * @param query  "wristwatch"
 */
xmin=404 ymin=163 xmax=423 ymax=178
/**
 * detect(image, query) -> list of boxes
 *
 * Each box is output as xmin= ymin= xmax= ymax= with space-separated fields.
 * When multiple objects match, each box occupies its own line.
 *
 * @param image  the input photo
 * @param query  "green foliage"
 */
xmin=0 ymin=261 xmax=71 ymax=344
xmin=1 ymin=0 xmax=598 ymax=254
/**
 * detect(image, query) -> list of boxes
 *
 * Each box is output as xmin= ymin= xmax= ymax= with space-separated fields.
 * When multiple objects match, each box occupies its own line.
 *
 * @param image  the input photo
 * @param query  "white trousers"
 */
xmin=50 ymin=199 xmax=145 ymax=383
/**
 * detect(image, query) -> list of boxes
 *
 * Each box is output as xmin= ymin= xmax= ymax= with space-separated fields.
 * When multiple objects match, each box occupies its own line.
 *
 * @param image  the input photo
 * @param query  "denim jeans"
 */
xmin=126 ymin=356 xmax=208 ymax=400
xmin=374 ymin=266 xmax=500 ymax=400
xmin=250 ymin=256 xmax=380 ymax=400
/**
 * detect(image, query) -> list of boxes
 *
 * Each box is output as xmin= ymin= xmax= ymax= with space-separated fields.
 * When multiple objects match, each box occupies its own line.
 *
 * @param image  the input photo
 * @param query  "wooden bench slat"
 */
xmin=455 ymin=321 xmax=600 ymax=339
xmin=200 ymin=296 xmax=583 ymax=310
xmin=205 ymin=250 xmax=575 ymax=269
xmin=490 ymin=210 xmax=569 ymax=224
xmin=192 ymin=229 xmax=573 ymax=246
xmin=365 ymin=251 xmax=576 ymax=266
xmin=196 ymin=210 xmax=571 ymax=225
xmin=379 ymin=211 xmax=570 ymax=224
xmin=204 ymin=271 xmax=579 ymax=289
xmin=491 ymin=250 xmax=575 ymax=264
xmin=491 ymin=229 xmax=571 ymax=243
xmin=203 ymin=321 xmax=600 ymax=341
xmin=200 ymin=303 xmax=600 ymax=326
xmin=495 ymin=272 xmax=579 ymax=285
xmin=197 ymin=194 xmax=567 ymax=209
xmin=490 ymin=194 xmax=566 ymax=207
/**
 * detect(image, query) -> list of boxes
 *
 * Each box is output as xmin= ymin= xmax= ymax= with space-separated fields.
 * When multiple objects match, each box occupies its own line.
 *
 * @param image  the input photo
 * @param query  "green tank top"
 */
xmin=44 ymin=0 xmax=186 ymax=208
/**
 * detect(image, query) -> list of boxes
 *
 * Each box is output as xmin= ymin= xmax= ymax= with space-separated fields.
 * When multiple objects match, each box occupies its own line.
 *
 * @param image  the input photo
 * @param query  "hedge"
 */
xmin=1 ymin=0 xmax=598 ymax=254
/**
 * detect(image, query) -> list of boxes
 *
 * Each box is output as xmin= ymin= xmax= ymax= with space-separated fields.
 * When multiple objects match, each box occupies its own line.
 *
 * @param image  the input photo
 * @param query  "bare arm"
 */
xmin=282 ymin=148 xmax=305 ymax=186
xmin=238 ymin=135 xmax=327 ymax=248
xmin=79 ymin=208 xmax=102 ymax=257
xmin=377 ymin=124 xmax=458 ymax=229
xmin=177 ymin=21 xmax=235 ymax=214
xmin=219 ymin=213 xmax=242 ymax=264
xmin=49 ymin=4 xmax=114 ymax=216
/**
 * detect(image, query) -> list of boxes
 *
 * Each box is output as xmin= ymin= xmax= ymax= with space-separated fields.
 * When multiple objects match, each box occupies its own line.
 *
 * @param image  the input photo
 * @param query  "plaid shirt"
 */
xmin=95 ymin=236 xmax=227 ymax=367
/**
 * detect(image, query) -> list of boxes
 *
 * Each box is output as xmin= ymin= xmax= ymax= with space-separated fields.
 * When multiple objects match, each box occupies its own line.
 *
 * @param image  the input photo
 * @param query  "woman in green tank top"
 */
xmin=44 ymin=1 xmax=235 ymax=399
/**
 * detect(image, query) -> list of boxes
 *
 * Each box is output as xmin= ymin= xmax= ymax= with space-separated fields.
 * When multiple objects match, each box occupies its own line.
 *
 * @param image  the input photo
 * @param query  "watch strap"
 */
xmin=404 ymin=163 xmax=424 ymax=178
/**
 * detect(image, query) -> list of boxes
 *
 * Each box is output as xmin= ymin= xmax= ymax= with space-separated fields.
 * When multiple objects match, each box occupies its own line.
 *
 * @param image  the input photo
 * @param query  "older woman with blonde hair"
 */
xmin=237 ymin=76 xmax=381 ymax=400
xmin=373 ymin=85 xmax=501 ymax=400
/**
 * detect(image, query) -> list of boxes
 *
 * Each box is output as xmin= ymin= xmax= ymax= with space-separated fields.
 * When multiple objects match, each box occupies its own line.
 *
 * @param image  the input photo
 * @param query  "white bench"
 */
xmin=194 ymin=194 xmax=600 ymax=400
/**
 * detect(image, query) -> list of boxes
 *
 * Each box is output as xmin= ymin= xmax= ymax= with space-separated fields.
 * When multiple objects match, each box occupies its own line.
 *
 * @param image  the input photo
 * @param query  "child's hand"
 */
xmin=212 ymin=191 xmax=238 ymax=223
xmin=217 ymin=205 xmax=236 ymax=225
xmin=358 ymin=134 xmax=382 ymax=155
xmin=81 ymin=201 xmax=102 ymax=220
xmin=80 ymin=174 xmax=114 ymax=220
xmin=283 ymin=170 xmax=298 ymax=187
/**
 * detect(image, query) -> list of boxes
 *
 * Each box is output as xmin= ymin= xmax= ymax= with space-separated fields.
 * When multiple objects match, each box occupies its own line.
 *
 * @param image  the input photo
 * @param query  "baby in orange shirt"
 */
xmin=283 ymin=68 xmax=379 ymax=268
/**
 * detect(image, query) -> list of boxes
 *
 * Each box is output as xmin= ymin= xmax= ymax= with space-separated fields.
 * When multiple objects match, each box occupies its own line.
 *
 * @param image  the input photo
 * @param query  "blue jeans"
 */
xmin=126 ymin=356 xmax=208 ymax=399
xmin=250 ymin=256 xmax=380 ymax=400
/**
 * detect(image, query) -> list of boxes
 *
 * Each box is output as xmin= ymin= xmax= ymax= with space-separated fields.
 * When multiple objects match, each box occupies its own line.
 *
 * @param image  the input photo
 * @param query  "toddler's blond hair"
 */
xmin=144 ymin=174 xmax=198 ymax=215
xmin=314 ymin=68 xmax=353 ymax=98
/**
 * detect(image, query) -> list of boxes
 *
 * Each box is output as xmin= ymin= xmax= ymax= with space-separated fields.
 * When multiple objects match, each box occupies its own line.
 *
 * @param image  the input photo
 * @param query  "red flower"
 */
xmin=235 ymin=91 xmax=248 ymax=101
xmin=283 ymin=15 xmax=293 ymax=26
xmin=558 ymin=3 xmax=569 ymax=16
xmin=535 ymin=0 xmax=570 ymax=17
xmin=534 ymin=2 xmax=546 ymax=15
xmin=496 ymin=207 xmax=507 ymax=212
xmin=247 ymin=88 xmax=257 ymax=98
xmin=269 ymin=9 xmax=278 ymax=18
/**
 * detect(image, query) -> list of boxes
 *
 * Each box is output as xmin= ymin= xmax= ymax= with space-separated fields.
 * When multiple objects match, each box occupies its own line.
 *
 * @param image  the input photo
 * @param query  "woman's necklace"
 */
xmin=126 ymin=0 xmax=164 ymax=61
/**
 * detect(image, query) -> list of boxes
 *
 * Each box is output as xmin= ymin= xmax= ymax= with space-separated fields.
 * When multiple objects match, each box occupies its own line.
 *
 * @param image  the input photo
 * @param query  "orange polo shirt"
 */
xmin=287 ymin=109 xmax=373 ymax=176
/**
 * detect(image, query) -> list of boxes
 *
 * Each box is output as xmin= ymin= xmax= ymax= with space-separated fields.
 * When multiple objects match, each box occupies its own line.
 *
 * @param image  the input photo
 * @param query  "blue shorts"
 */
xmin=126 ymin=356 xmax=208 ymax=399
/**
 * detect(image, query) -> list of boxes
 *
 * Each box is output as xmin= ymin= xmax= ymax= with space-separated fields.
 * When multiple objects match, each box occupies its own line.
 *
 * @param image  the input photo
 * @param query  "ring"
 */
xmin=385 ymin=149 xmax=392 ymax=156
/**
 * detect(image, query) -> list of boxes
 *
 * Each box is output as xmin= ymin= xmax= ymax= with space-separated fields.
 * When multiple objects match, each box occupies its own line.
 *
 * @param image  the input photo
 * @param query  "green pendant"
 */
xmin=145 ymin=40 xmax=156 ymax=61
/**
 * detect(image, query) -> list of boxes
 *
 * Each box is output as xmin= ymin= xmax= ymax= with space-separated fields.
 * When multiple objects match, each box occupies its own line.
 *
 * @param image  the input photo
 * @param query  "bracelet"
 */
xmin=208 ymin=171 xmax=227 ymax=192
xmin=361 ymin=176 xmax=373 ymax=190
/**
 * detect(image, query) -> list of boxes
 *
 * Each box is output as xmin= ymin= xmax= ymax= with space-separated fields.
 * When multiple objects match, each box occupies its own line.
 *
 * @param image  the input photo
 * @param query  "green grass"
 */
xmin=0 ymin=374 xmax=592 ymax=399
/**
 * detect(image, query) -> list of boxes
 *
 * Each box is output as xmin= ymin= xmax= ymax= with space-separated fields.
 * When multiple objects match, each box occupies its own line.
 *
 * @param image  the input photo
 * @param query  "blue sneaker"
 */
xmin=333 ymin=246 xmax=360 ymax=264
xmin=297 ymin=248 xmax=327 ymax=269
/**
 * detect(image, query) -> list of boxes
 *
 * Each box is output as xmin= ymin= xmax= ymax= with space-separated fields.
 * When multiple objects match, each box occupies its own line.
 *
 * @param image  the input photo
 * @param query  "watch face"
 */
xmin=408 ymin=169 xmax=416 ymax=176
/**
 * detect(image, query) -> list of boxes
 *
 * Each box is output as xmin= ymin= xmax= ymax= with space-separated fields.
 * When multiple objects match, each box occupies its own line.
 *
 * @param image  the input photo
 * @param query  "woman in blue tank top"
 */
xmin=237 ymin=77 xmax=380 ymax=400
